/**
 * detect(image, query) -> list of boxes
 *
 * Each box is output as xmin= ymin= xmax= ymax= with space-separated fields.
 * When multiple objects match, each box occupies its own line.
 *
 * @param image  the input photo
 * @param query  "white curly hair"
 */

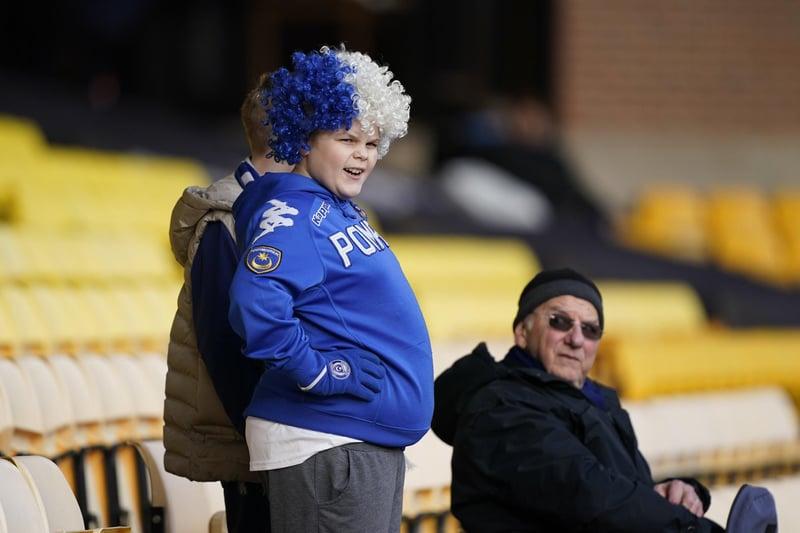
xmin=328 ymin=45 xmax=412 ymax=159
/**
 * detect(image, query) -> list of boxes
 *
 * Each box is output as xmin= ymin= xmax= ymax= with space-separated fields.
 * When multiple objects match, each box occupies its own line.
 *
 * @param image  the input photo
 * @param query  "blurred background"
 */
xmin=2 ymin=0 xmax=799 ymax=296
xmin=1 ymin=1 xmax=800 ymax=531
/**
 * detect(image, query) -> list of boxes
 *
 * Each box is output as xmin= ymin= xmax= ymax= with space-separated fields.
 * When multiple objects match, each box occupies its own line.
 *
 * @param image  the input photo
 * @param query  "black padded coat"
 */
xmin=431 ymin=343 xmax=725 ymax=533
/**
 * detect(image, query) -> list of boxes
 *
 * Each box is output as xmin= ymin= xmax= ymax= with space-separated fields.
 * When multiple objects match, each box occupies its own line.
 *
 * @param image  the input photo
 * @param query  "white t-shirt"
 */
xmin=245 ymin=416 xmax=361 ymax=471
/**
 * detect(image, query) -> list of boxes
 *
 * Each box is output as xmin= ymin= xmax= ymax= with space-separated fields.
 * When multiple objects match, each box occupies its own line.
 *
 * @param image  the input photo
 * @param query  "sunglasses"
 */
xmin=547 ymin=313 xmax=602 ymax=341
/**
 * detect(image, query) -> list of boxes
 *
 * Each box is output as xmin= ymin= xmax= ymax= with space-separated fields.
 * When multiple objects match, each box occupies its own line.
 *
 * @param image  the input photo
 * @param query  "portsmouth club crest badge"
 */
xmin=246 ymin=246 xmax=282 ymax=274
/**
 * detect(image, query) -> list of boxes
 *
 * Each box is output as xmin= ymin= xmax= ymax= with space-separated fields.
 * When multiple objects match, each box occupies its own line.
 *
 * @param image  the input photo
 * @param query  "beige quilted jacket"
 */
xmin=163 ymin=174 xmax=257 ymax=482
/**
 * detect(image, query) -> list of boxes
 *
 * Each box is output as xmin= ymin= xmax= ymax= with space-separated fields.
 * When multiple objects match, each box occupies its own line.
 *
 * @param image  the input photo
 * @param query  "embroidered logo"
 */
xmin=329 ymin=360 xmax=352 ymax=380
xmin=246 ymin=246 xmax=282 ymax=274
xmin=254 ymin=199 xmax=299 ymax=242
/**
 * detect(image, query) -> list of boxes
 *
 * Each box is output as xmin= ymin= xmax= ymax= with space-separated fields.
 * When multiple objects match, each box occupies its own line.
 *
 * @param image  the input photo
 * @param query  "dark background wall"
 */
xmin=1 ymin=0 xmax=798 ymax=206
xmin=0 ymin=0 xmax=553 ymax=121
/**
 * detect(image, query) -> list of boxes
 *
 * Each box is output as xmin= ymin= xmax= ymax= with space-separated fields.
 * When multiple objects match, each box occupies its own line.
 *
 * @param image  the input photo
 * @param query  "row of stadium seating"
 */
xmin=0 ymin=340 xmax=231 ymax=532
xmin=0 ymin=114 xmax=226 ymax=531
xmin=0 ymin=453 xmax=130 ymax=532
xmin=0 ymin=115 xmax=207 ymax=242
xmin=620 ymin=184 xmax=800 ymax=287
xmin=1 ymin=111 xmax=799 ymax=530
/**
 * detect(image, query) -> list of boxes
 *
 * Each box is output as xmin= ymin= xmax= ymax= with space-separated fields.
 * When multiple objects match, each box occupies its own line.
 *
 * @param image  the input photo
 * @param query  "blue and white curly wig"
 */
xmin=265 ymin=45 xmax=411 ymax=165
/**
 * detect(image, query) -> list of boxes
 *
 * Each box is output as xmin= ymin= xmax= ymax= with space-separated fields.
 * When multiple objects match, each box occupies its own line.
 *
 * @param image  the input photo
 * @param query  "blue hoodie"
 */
xmin=229 ymin=172 xmax=434 ymax=447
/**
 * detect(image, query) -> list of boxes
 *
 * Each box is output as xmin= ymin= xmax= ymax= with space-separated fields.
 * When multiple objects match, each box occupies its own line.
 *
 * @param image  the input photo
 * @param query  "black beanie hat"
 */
xmin=513 ymin=268 xmax=604 ymax=330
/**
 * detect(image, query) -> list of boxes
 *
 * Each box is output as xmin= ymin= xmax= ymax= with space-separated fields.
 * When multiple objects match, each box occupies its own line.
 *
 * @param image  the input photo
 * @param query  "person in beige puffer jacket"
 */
xmin=164 ymin=74 xmax=291 ymax=533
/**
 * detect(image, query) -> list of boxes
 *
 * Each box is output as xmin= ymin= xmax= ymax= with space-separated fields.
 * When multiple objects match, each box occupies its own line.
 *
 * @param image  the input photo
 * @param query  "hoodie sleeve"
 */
xmin=228 ymin=195 xmax=337 ymax=388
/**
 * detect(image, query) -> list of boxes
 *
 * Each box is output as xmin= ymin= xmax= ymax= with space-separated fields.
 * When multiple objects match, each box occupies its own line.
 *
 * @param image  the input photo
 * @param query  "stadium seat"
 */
xmin=0 ymin=294 xmax=17 ymax=360
xmin=620 ymin=184 xmax=708 ymax=262
xmin=401 ymin=484 xmax=459 ymax=533
xmin=46 ymin=353 xmax=102 ymax=495
xmin=7 ymin=143 xmax=208 ymax=238
xmin=387 ymin=234 xmax=540 ymax=342
xmin=0 ymin=114 xmax=46 ymax=161
xmin=591 ymin=280 xmax=708 ymax=383
xmin=0 ymin=285 xmax=53 ymax=357
xmin=0 ymin=227 xmax=28 ymax=283
xmin=133 ymin=439 xmax=226 ymax=533
xmin=0 ymin=357 xmax=45 ymax=455
xmin=774 ymin=189 xmax=800 ymax=285
xmin=16 ymin=354 xmax=77 ymax=457
xmin=707 ymin=187 xmax=790 ymax=285
xmin=598 ymin=280 xmax=707 ymax=338
xmin=609 ymin=330 xmax=800 ymax=401
xmin=0 ymin=457 xmax=49 ymax=533
xmin=624 ymin=385 xmax=800 ymax=480
xmin=108 ymin=353 xmax=163 ymax=440
xmin=0 ymin=382 xmax=12 ymax=457
xmin=10 ymin=454 xmax=86 ymax=532
xmin=45 ymin=350 xmax=147 ymax=531
xmin=4 ymin=454 xmax=132 ymax=533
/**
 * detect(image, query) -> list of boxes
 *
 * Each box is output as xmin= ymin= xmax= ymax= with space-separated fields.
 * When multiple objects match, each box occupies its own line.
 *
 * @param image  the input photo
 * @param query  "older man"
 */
xmin=431 ymin=268 xmax=726 ymax=532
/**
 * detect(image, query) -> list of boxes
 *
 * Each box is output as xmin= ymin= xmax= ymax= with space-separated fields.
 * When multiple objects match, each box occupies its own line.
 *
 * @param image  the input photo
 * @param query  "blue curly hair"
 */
xmin=265 ymin=45 xmax=411 ymax=165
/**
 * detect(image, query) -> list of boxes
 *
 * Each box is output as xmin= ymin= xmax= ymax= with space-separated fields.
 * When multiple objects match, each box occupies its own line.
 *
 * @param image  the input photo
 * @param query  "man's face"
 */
xmin=294 ymin=120 xmax=379 ymax=199
xmin=513 ymin=295 xmax=601 ymax=389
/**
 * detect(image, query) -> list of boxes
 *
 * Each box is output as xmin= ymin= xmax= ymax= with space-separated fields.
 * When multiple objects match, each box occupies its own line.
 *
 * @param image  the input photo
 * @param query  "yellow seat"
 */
xmin=707 ymin=187 xmax=791 ymax=285
xmin=388 ymin=234 xmax=540 ymax=343
xmin=0 ymin=114 xmax=47 ymax=160
xmin=9 ymin=144 xmax=208 ymax=237
xmin=774 ymin=189 xmax=800 ymax=285
xmin=0 ymin=285 xmax=52 ymax=357
xmin=592 ymin=280 xmax=708 ymax=384
xmin=620 ymin=185 xmax=708 ymax=262
xmin=598 ymin=280 xmax=707 ymax=339
xmin=609 ymin=330 xmax=800 ymax=402
xmin=0 ymin=293 xmax=18 ymax=359
xmin=0 ymin=227 xmax=34 ymax=283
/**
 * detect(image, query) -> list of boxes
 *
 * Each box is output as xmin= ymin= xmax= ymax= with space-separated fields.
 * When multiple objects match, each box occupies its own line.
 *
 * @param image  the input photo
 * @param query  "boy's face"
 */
xmin=295 ymin=120 xmax=380 ymax=199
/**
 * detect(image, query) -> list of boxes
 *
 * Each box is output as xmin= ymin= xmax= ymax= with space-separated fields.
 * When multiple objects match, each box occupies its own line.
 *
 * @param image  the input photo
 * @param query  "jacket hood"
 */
xmin=169 ymin=175 xmax=241 ymax=267
xmin=431 ymin=342 xmax=512 ymax=445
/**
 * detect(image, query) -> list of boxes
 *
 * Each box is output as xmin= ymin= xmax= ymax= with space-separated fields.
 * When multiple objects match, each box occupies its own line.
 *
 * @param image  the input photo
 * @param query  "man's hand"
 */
xmin=654 ymin=479 xmax=704 ymax=517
